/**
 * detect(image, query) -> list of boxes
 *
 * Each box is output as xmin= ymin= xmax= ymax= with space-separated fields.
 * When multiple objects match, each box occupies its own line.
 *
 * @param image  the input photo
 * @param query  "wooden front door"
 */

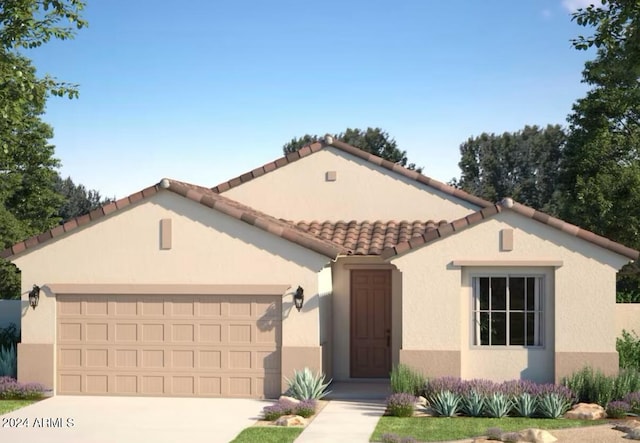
xmin=350 ymin=269 xmax=391 ymax=378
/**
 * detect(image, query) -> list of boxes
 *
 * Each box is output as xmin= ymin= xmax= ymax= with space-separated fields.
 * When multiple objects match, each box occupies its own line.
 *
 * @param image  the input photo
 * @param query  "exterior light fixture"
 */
xmin=29 ymin=285 xmax=40 ymax=310
xmin=294 ymin=286 xmax=304 ymax=312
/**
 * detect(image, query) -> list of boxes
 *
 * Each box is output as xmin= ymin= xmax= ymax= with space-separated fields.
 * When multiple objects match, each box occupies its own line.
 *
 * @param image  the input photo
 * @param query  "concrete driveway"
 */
xmin=0 ymin=395 xmax=268 ymax=443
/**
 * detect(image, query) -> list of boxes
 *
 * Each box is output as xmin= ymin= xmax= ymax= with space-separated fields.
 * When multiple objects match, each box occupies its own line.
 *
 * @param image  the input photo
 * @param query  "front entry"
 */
xmin=350 ymin=269 xmax=391 ymax=378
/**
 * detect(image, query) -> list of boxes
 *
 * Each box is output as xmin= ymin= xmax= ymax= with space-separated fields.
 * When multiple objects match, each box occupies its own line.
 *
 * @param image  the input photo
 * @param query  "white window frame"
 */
xmin=471 ymin=274 xmax=544 ymax=348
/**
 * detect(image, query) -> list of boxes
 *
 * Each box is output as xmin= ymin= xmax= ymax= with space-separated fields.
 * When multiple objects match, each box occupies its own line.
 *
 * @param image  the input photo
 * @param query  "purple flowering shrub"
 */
xmin=0 ymin=377 xmax=47 ymax=400
xmin=606 ymin=400 xmax=631 ymax=418
xmin=386 ymin=393 xmax=418 ymax=417
xmin=623 ymin=391 xmax=640 ymax=413
xmin=295 ymin=399 xmax=317 ymax=418
xmin=262 ymin=398 xmax=317 ymax=421
xmin=380 ymin=433 xmax=417 ymax=443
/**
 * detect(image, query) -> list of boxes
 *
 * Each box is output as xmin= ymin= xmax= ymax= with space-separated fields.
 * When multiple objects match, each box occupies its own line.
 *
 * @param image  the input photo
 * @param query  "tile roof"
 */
xmin=211 ymin=135 xmax=494 ymax=209
xmin=379 ymin=199 xmax=640 ymax=261
xmin=292 ymin=220 xmax=449 ymax=256
xmin=1 ymin=144 xmax=637 ymax=263
xmin=0 ymin=179 xmax=350 ymax=261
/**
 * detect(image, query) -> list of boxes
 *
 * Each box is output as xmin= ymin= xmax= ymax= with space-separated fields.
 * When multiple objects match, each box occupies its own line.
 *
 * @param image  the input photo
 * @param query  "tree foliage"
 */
xmin=283 ymin=127 xmax=423 ymax=173
xmin=54 ymin=174 xmax=112 ymax=222
xmin=0 ymin=0 xmax=87 ymax=299
xmin=558 ymin=0 xmax=640 ymax=250
xmin=454 ymin=125 xmax=566 ymax=209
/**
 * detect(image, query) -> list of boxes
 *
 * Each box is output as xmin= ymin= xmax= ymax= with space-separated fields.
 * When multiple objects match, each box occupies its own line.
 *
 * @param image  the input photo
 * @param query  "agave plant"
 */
xmin=484 ymin=392 xmax=512 ymax=418
xmin=428 ymin=390 xmax=461 ymax=417
xmin=538 ymin=392 xmax=572 ymax=419
xmin=461 ymin=389 xmax=485 ymax=417
xmin=512 ymin=392 xmax=538 ymax=418
xmin=284 ymin=367 xmax=332 ymax=400
xmin=0 ymin=344 xmax=16 ymax=378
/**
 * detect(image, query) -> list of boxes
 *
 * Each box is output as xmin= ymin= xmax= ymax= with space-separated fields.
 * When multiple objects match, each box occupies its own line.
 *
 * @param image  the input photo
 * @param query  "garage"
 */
xmin=56 ymin=293 xmax=282 ymax=398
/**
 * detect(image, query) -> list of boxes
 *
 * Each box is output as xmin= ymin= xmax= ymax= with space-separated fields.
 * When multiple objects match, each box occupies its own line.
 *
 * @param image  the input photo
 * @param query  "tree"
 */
xmin=557 ymin=0 xmax=640 ymax=249
xmin=283 ymin=127 xmax=423 ymax=173
xmin=54 ymin=174 xmax=112 ymax=222
xmin=0 ymin=0 xmax=87 ymax=299
xmin=454 ymin=125 xmax=566 ymax=210
xmin=556 ymin=0 xmax=640 ymax=296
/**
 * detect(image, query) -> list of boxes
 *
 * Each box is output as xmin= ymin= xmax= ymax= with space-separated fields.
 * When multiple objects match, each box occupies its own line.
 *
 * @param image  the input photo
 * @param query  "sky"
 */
xmin=27 ymin=0 xmax=600 ymax=199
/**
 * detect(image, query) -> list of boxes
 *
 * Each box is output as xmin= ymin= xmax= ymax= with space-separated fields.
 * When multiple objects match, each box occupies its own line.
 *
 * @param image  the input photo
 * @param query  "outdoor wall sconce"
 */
xmin=28 ymin=285 xmax=40 ymax=310
xmin=293 ymin=286 xmax=304 ymax=312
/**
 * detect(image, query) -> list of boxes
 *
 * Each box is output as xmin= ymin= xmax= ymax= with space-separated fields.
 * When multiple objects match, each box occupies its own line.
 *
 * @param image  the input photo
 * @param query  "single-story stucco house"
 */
xmin=3 ymin=136 xmax=638 ymax=399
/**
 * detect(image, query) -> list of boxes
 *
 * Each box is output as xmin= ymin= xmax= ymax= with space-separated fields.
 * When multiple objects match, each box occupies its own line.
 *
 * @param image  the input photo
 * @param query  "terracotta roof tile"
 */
xmin=378 ymin=198 xmax=640 ymax=261
xmin=291 ymin=220 xmax=447 ymax=255
xmin=1 ymin=179 xmax=350 ymax=261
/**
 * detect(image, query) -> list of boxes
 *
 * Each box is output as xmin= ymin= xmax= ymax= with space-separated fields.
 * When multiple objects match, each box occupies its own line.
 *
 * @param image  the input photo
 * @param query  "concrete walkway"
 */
xmin=295 ymin=399 xmax=386 ymax=442
xmin=294 ymin=380 xmax=390 ymax=442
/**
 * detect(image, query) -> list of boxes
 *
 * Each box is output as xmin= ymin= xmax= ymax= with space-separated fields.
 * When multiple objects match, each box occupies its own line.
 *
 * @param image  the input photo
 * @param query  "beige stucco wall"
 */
xmin=11 ymin=191 xmax=333 ymax=390
xmin=330 ymin=256 xmax=402 ymax=380
xmin=390 ymin=210 xmax=629 ymax=382
xmin=223 ymin=148 xmax=480 ymax=221
xmin=616 ymin=304 xmax=640 ymax=336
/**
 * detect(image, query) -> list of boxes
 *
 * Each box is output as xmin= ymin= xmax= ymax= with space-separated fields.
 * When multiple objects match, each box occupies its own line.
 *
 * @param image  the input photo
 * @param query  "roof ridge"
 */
xmin=210 ymin=135 xmax=493 ymax=209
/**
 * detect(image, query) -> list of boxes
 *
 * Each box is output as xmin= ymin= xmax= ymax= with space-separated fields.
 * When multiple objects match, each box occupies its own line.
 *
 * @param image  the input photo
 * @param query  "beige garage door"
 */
xmin=56 ymin=294 xmax=281 ymax=398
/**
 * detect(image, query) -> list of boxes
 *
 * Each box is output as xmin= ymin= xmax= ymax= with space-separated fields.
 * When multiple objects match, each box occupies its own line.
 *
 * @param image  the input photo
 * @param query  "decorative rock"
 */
xmin=278 ymin=395 xmax=300 ymax=404
xmin=519 ymin=428 xmax=557 ymax=443
xmin=416 ymin=396 xmax=427 ymax=407
xmin=500 ymin=431 xmax=523 ymax=442
xmin=626 ymin=428 xmax=640 ymax=440
xmin=563 ymin=403 xmax=607 ymax=420
xmin=274 ymin=414 xmax=307 ymax=427
xmin=613 ymin=419 xmax=640 ymax=433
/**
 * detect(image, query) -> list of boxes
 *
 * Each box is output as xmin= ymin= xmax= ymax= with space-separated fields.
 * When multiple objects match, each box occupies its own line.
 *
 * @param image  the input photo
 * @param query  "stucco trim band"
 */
xmin=399 ymin=350 xmax=461 ymax=378
xmin=47 ymin=283 xmax=290 ymax=295
xmin=452 ymin=260 xmax=563 ymax=267
xmin=18 ymin=343 xmax=54 ymax=389
xmin=554 ymin=351 xmax=619 ymax=383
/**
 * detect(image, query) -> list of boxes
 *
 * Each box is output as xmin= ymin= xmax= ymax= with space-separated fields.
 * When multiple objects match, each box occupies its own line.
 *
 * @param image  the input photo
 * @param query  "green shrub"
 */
xmin=390 ymin=364 xmax=426 ymax=396
xmin=617 ymin=290 xmax=640 ymax=303
xmin=618 ymin=330 xmax=640 ymax=370
xmin=613 ymin=368 xmax=640 ymax=399
xmin=562 ymin=366 xmax=640 ymax=407
xmin=0 ymin=344 xmax=16 ymax=378
xmin=428 ymin=390 xmax=461 ymax=417
xmin=284 ymin=367 xmax=332 ymax=400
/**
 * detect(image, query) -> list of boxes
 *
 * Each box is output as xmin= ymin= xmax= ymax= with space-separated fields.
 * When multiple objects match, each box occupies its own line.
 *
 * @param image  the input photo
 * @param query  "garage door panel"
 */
xmin=57 ymin=294 xmax=281 ymax=398
xmin=86 ymin=297 xmax=109 ymax=315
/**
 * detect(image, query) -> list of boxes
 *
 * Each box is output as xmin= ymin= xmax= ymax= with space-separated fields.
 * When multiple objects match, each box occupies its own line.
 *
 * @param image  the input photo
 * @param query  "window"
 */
xmin=472 ymin=276 xmax=543 ymax=347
